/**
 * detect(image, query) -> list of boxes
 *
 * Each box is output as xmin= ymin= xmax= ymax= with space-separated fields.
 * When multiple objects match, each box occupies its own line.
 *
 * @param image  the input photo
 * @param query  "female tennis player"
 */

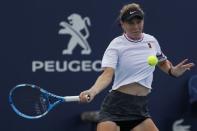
xmin=79 ymin=3 xmax=195 ymax=131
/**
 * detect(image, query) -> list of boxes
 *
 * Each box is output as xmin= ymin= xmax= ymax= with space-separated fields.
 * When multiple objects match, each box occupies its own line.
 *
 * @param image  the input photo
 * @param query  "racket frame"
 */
xmin=9 ymin=84 xmax=79 ymax=119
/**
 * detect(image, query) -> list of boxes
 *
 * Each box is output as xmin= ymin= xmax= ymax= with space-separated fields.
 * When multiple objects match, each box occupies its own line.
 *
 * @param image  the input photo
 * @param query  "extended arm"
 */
xmin=158 ymin=59 xmax=195 ymax=77
xmin=79 ymin=67 xmax=114 ymax=102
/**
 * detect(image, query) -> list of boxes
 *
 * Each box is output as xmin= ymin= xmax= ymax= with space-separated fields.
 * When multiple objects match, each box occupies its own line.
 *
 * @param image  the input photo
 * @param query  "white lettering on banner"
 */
xmin=32 ymin=61 xmax=44 ymax=72
xmin=31 ymin=13 xmax=101 ymax=73
xmin=32 ymin=60 xmax=102 ymax=72
xmin=45 ymin=61 xmax=55 ymax=72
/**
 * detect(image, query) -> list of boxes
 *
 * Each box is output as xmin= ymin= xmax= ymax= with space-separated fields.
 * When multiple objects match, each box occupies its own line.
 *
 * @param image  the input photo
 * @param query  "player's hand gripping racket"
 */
xmin=9 ymin=84 xmax=87 ymax=119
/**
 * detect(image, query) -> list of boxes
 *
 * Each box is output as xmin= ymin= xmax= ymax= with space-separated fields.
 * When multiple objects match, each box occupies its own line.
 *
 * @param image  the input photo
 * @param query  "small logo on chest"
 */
xmin=148 ymin=43 xmax=152 ymax=48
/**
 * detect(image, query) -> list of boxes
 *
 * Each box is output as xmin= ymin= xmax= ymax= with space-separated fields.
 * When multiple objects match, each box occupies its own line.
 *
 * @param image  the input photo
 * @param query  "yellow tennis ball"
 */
xmin=147 ymin=55 xmax=158 ymax=66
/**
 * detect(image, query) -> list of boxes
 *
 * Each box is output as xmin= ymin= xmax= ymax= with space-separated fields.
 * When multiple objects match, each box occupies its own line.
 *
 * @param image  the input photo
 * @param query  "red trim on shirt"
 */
xmin=124 ymin=33 xmax=144 ymax=43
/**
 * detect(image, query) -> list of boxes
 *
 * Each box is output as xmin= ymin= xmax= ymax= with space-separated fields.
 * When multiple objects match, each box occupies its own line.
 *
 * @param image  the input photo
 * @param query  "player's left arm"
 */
xmin=157 ymin=59 xmax=195 ymax=77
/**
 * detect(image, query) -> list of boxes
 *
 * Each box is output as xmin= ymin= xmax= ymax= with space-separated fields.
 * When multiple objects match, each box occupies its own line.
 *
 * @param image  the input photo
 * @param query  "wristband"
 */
xmin=168 ymin=67 xmax=177 ymax=78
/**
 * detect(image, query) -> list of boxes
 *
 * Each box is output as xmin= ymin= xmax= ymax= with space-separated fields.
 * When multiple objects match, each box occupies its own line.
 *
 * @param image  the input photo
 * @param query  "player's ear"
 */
xmin=120 ymin=21 xmax=125 ymax=30
xmin=119 ymin=21 xmax=123 ymax=26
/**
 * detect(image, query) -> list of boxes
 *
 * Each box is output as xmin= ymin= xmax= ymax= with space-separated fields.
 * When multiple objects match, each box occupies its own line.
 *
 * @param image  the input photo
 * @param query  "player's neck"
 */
xmin=124 ymin=33 xmax=143 ymax=41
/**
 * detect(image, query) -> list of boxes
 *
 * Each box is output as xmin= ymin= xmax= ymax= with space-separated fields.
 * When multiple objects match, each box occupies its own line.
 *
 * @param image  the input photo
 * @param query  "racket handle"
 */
xmin=64 ymin=96 xmax=80 ymax=102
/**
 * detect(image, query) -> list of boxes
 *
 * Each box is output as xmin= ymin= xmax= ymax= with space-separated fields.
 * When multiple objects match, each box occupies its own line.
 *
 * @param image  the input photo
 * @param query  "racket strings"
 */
xmin=11 ymin=86 xmax=50 ymax=116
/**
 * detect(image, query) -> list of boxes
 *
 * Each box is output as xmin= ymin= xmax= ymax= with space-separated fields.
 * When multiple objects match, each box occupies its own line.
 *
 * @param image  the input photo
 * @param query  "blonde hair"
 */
xmin=119 ymin=3 xmax=144 ymax=21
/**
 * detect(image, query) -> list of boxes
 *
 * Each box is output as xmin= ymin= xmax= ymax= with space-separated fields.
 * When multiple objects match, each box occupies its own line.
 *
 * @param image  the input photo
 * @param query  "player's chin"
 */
xmin=132 ymin=32 xmax=141 ymax=36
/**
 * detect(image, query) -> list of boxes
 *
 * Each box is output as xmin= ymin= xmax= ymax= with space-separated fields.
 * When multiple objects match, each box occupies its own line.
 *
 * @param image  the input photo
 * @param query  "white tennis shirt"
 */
xmin=101 ymin=33 xmax=167 ymax=90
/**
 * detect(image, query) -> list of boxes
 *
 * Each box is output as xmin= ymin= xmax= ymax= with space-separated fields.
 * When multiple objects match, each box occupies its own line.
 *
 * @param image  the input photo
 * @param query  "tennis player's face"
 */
xmin=121 ymin=18 xmax=144 ymax=39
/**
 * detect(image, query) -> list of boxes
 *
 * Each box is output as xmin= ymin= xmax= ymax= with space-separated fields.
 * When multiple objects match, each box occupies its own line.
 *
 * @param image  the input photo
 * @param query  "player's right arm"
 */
xmin=79 ymin=67 xmax=114 ymax=103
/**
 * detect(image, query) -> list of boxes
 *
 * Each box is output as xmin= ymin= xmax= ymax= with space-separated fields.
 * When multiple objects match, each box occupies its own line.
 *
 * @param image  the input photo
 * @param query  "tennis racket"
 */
xmin=9 ymin=84 xmax=82 ymax=119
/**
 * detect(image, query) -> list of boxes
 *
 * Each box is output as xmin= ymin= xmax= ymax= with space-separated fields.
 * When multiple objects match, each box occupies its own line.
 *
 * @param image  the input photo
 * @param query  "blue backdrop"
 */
xmin=1 ymin=0 xmax=197 ymax=131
